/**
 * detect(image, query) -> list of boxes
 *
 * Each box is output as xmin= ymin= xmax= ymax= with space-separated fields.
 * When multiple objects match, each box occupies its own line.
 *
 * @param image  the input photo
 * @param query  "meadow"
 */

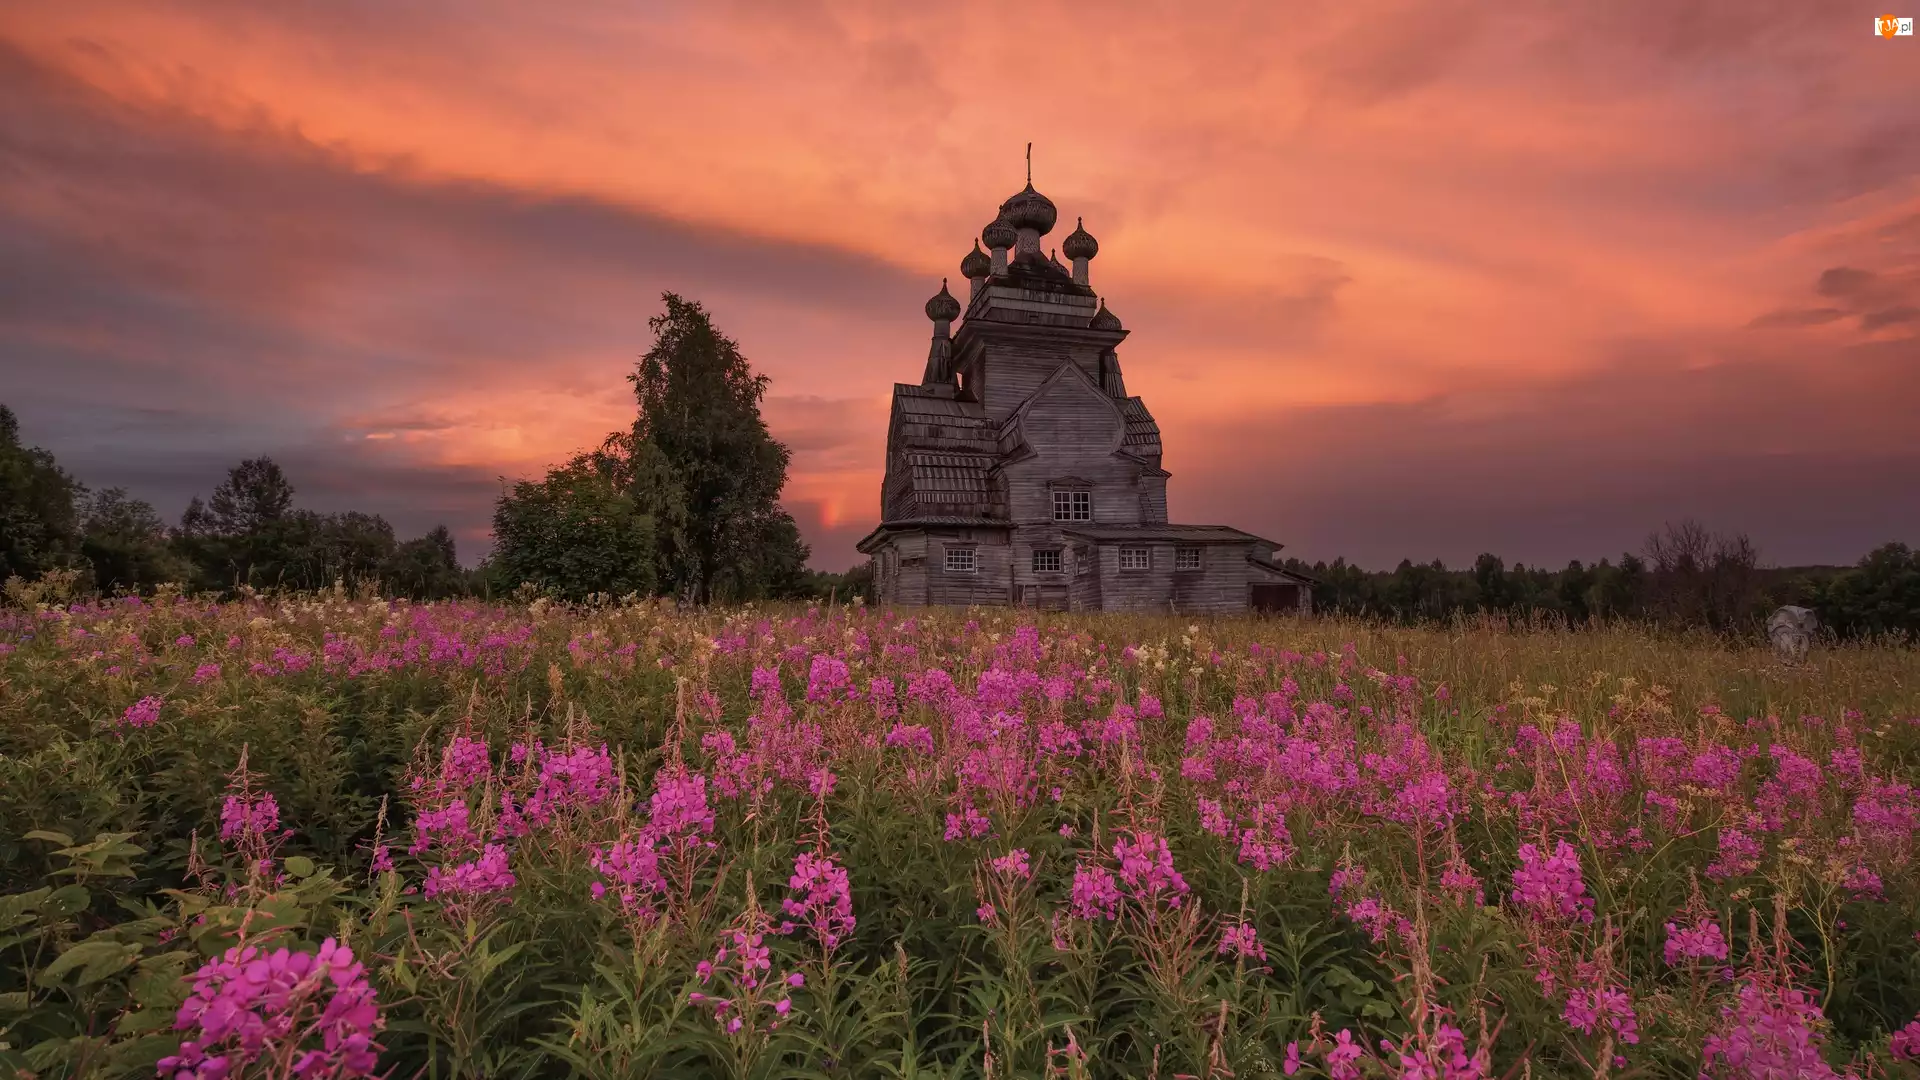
xmin=2 ymin=591 xmax=1918 ymax=1079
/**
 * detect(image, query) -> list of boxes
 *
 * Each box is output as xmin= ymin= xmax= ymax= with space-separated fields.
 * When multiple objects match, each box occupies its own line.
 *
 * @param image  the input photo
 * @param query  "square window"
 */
xmin=1052 ymin=490 xmax=1092 ymax=522
xmin=1033 ymin=549 xmax=1062 ymax=573
xmin=1119 ymin=546 xmax=1151 ymax=571
xmin=944 ymin=547 xmax=976 ymax=573
xmin=1175 ymin=546 xmax=1203 ymax=571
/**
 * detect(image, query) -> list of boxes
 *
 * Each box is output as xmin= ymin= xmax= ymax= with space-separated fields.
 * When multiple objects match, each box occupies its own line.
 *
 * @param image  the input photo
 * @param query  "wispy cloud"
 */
xmin=2 ymin=0 xmax=1916 ymax=569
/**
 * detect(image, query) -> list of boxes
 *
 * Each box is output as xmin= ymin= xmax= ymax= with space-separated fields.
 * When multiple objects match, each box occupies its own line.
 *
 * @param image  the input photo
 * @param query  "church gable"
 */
xmin=1013 ymin=362 xmax=1124 ymax=460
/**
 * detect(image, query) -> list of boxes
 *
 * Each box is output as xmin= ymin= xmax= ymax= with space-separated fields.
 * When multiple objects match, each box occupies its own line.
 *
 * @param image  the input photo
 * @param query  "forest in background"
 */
xmin=4 ymin=294 xmax=1916 ymax=637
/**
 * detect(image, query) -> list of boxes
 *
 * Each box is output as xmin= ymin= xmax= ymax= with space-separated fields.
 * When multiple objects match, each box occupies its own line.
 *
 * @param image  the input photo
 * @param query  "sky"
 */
xmin=2 ymin=0 xmax=1918 ymax=572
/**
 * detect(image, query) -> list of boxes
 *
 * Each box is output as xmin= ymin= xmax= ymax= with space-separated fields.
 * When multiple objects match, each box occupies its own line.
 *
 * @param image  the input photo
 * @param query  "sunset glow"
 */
xmin=4 ymin=0 xmax=1917 ymax=568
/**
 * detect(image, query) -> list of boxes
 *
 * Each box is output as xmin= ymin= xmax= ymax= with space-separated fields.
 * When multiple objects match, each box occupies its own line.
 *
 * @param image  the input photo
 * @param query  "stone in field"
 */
xmin=1767 ymin=605 xmax=1817 ymax=662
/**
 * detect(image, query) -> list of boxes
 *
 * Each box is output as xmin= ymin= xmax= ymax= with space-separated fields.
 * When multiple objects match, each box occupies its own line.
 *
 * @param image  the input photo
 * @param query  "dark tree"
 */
xmin=382 ymin=525 xmax=466 ymax=600
xmin=1817 ymin=543 xmax=1920 ymax=640
xmin=490 ymin=454 xmax=657 ymax=602
xmin=1472 ymin=553 xmax=1509 ymax=611
xmin=0 ymin=403 xmax=86 ymax=581
xmin=625 ymin=293 xmax=807 ymax=604
xmin=79 ymin=487 xmax=190 ymax=593
xmin=176 ymin=458 xmax=302 ymax=589
xmin=316 ymin=511 xmax=398 ymax=588
xmin=207 ymin=458 xmax=295 ymax=535
xmin=1643 ymin=520 xmax=1763 ymax=630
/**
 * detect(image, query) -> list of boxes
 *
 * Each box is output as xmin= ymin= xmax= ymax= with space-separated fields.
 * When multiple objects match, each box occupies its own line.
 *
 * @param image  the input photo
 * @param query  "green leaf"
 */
xmin=283 ymin=855 xmax=316 ymax=878
xmin=44 ymin=884 xmax=90 ymax=916
xmin=0 ymin=886 xmax=52 ymax=923
xmin=130 ymin=952 xmax=192 ymax=1009
xmin=35 ymin=938 xmax=142 ymax=987
xmin=114 ymin=1008 xmax=178 ymax=1035
xmin=0 ymin=990 xmax=29 ymax=1014
xmin=23 ymin=830 xmax=74 ymax=847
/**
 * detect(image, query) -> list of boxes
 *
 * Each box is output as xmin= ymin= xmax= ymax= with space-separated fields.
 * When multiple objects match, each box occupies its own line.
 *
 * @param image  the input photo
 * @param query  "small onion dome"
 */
xmin=1090 ymin=297 xmax=1122 ymax=331
xmin=1000 ymin=181 xmax=1057 ymax=234
xmin=960 ymin=240 xmax=991 ymax=279
xmin=1062 ymin=217 xmax=1098 ymax=260
xmin=925 ymin=278 xmax=962 ymax=322
xmin=981 ymin=216 xmax=1017 ymax=251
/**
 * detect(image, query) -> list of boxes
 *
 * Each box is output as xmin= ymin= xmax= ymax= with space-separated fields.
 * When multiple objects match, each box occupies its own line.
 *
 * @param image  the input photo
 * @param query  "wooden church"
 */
xmin=855 ymin=173 xmax=1315 ymax=614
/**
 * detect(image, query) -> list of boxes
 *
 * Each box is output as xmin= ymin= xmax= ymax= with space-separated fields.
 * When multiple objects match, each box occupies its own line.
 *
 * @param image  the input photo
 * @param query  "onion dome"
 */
xmin=925 ymin=278 xmax=961 ymax=322
xmin=1000 ymin=182 xmax=1057 ymax=235
xmin=960 ymin=240 xmax=991 ymax=279
xmin=1089 ymin=297 xmax=1122 ymax=331
xmin=981 ymin=216 xmax=1017 ymax=252
xmin=1062 ymin=217 xmax=1098 ymax=260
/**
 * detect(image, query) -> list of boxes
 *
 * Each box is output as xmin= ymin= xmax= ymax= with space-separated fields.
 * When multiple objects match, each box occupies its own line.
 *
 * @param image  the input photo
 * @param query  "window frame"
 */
xmin=1174 ymin=546 xmax=1203 ymax=571
xmin=944 ymin=546 xmax=977 ymax=574
xmin=1032 ymin=548 xmax=1063 ymax=573
xmin=1118 ymin=546 xmax=1151 ymax=572
xmin=1051 ymin=489 xmax=1093 ymax=523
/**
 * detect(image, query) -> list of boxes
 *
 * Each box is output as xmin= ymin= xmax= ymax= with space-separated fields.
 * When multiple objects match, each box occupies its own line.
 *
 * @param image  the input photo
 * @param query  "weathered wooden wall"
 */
xmin=924 ymin=529 xmax=1013 ymax=607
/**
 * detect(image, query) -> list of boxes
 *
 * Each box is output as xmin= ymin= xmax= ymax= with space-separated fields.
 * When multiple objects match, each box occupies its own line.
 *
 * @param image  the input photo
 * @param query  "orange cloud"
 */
xmin=3 ymin=0 xmax=1917 ymax=568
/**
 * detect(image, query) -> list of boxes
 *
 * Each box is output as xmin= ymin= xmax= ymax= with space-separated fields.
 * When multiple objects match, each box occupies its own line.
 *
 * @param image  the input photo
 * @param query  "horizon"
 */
xmin=4 ymin=2 xmax=1918 ymax=573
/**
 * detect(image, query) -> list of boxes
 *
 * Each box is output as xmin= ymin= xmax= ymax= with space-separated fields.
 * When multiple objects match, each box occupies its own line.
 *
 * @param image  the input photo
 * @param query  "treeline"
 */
xmin=1 ymin=406 xmax=469 ymax=600
xmin=1 ymin=294 xmax=833 ymax=607
xmin=6 ymin=291 xmax=1913 ymax=627
xmin=1275 ymin=520 xmax=1919 ymax=640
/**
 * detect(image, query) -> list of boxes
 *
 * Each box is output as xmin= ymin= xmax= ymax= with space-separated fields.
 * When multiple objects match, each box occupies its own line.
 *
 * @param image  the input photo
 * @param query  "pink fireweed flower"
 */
xmin=1705 ymin=828 xmax=1763 ymax=881
xmin=409 ymin=800 xmax=477 ymax=856
xmin=1236 ymin=803 xmax=1295 ymax=872
xmin=1329 ymin=864 xmax=1366 ymax=900
xmin=120 ymin=695 xmax=163 ymax=730
xmin=440 ymin=736 xmax=491 ymax=790
xmin=1325 ymin=1029 xmax=1364 ymax=1080
xmin=1218 ymin=921 xmax=1267 ymax=963
xmin=174 ymin=634 xmax=196 ymax=648
xmin=1198 ymin=796 xmax=1232 ymax=838
xmin=649 ymin=770 xmax=717 ymax=840
xmin=521 ymin=743 xmax=616 ymax=826
xmin=1891 ymin=1016 xmax=1920 ymax=1060
xmin=220 ymin=792 xmax=280 ymax=845
xmin=805 ymin=653 xmax=851 ymax=702
xmin=159 ymin=937 xmax=382 ymax=1080
xmin=1700 ymin=981 xmax=1848 ymax=1079
xmin=1563 ymin=986 xmax=1640 ymax=1046
xmin=1663 ymin=920 xmax=1730 ymax=966
xmin=944 ymin=803 xmax=991 ymax=842
xmin=1841 ymin=862 xmax=1883 ymax=900
xmin=781 ymin=851 xmax=855 ymax=950
xmin=590 ymin=835 xmax=666 ymax=916
xmin=422 ymin=844 xmax=516 ymax=900
xmin=1440 ymin=856 xmax=1485 ymax=907
xmin=693 ymin=914 xmax=801 ymax=1036
xmin=1343 ymin=895 xmax=1412 ymax=944
xmin=883 ymin=722 xmax=936 ymax=756
xmin=1068 ymin=861 xmax=1121 ymax=921
xmin=191 ymin=663 xmax=221 ymax=685
xmin=1511 ymin=840 xmax=1595 ymax=924
xmin=1112 ymin=830 xmax=1190 ymax=909
xmin=989 ymin=849 xmax=1032 ymax=881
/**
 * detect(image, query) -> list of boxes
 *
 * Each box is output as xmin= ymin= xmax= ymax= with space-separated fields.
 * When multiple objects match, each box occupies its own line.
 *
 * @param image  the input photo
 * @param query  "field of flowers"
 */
xmin=2 ymin=592 xmax=1919 ymax=1079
